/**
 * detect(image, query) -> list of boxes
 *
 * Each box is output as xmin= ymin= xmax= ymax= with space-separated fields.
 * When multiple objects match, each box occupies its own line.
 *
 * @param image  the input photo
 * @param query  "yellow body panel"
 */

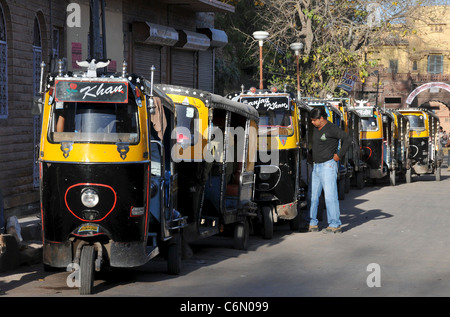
xmin=39 ymin=90 xmax=149 ymax=163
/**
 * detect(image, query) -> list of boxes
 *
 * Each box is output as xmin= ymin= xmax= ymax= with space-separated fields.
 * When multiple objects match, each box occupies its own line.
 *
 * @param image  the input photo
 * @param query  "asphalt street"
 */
xmin=2 ymin=167 xmax=450 ymax=298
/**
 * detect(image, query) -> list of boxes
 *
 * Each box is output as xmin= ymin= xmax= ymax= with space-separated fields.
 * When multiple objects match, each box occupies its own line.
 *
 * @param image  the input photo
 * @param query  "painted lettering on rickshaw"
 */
xmin=55 ymin=80 xmax=128 ymax=103
xmin=243 ymin=97 xmax=289 ymax=111
xmin=79 ymin=83 xmax=125 ymax=100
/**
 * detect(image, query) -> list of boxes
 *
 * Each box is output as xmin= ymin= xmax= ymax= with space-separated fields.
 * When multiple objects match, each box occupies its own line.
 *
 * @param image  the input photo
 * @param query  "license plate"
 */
xmin=78 ymin=224 xmax=99 ymax=233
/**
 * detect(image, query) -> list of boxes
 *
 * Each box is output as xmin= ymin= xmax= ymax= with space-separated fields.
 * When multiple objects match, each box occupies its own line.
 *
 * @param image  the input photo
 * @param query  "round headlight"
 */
xmin=81 ymin=188 xmax=99 ymax=208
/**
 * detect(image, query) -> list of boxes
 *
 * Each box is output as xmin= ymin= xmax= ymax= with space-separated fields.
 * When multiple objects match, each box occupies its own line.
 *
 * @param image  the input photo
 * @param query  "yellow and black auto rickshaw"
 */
xmin=344 ymin=105 xmax=367 ymax=189
xmin=228 ymin=87 xmax=302 ymax=239
xmin=381 ymin=109 xmax=410 ymax=185
xmin=351 ymin=103 xmax=386 ymax=184
xmin=398 ymin=108 xmax=443 ymax=182
xmin=35 ymin=61 xmax=185 ymax=294
xmin=157 ymin=84 xmax=258 ymax=250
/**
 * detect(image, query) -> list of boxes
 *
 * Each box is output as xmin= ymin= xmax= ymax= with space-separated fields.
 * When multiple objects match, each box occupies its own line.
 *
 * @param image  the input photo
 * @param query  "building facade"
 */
xmin=357 ymin=5 xmax=450 ymax=131
xmin=0 ymin=0 xmax=232 ymax=219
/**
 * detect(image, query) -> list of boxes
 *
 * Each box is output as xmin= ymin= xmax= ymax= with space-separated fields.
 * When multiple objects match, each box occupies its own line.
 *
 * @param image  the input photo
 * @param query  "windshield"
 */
xmin=360 ymin=117 xmax=379 ymax=131
xmin=48 ymin=102 xmax=139 ymax=144
xmin=241 ymin=96 xmax=293 ymax=136
xmin=405 ymin=114 xmax=425 ymax=130
xmin=175 ymin=104 xmax=199 ymax=146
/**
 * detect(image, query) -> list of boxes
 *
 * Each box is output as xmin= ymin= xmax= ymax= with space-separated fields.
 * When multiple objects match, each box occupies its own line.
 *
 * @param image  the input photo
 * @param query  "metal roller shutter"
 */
xmin=198 ymin=49 xmax=213 ymax=92
xmin=171 ymin=48 xmax=195 ymax=88
xmin=134 ymin=43 xmax=161 ymax=83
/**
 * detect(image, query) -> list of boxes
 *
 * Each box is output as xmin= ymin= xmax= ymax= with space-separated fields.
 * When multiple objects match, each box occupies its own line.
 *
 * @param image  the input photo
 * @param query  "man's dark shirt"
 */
xmin=312 ymin=121 xmax=351 ymax=163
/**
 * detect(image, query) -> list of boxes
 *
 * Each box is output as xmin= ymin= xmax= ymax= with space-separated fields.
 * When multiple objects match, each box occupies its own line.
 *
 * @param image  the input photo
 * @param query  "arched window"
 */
xmin=0 ymin=4 xmax=7 ymax=119
xmin=33 ymin=17 xmax=42 ymax=96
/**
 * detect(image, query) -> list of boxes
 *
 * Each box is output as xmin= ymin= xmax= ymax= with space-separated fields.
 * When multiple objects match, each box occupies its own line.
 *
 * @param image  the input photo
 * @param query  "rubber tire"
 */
xmin=338 ymin=178 xmax=345 ymax=200
xmin=435 ymin=166 xmax=441 ymax=181
xmin=356 ymin=171 xmax=364 ymax=189
xmin=406 ymin=168 xmax=412 ymax=183
xmin=261 ymin=205 xmax=274 ymax=240
xmin=389 ymin=170 xmax=396 ymax=186
xmin=344 ymin=175 xmax=351 ymax=193
xmin=234 ymin=219 xmax=249 ymax=250
xmin=79 ymin=245 xmax=95 ymax=295
xmin=289 ymin=210 xmax=301 ymax=231
xmin=167 ymin=234 xmax=181 ymax=275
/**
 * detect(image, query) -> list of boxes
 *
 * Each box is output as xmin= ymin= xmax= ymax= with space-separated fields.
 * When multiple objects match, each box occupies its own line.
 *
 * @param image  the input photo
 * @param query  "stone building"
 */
xmin=356 ymin=4 xmax=450 ymax=130
xmin=0 ymin=0 xmax=232 ymax=219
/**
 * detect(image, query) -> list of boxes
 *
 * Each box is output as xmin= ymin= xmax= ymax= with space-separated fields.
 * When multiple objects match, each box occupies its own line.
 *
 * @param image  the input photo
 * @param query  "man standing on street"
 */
xmin=306 ymin=107 xmax=351 ymax=233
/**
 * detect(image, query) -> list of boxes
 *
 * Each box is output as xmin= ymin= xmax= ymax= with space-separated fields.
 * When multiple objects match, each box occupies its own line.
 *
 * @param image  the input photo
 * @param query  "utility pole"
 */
xmin=89 ymin=0 xmax=107 ymax=63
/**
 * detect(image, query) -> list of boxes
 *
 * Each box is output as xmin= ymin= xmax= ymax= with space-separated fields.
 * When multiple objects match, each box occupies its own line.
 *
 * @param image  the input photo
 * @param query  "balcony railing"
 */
xmin=368 ymin=71 xmax=450 ymax=83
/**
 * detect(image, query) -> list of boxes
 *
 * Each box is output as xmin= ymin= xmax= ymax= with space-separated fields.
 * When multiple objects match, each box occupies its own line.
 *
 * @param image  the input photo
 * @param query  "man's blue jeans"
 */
xmin=308 ymin=159 xmax=342 ymax=228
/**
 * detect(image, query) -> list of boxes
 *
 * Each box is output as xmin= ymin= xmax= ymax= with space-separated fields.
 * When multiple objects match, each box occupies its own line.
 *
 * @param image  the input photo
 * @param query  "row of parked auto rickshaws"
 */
xmin=33 ymin=60 xmax=443 ymax=294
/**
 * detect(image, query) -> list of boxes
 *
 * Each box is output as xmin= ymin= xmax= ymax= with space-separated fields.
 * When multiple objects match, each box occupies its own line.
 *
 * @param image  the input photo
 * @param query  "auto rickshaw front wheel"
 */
xmin=338 ymin=178 xmax=345 ymax=200
xmin=261 ymin=205 xmax=274 ymax=240
xmin=435 ymin=166 xmax=441 ymax=181
xmin=390 ymin=170 xmax=396 ymax=186
xmin=406 ymin=168 xmax=412 ymax=183
xmin=355 ymin=171 xmax=364 ymax=189
xmin=79 ymin=245 xmax=95 ymax=295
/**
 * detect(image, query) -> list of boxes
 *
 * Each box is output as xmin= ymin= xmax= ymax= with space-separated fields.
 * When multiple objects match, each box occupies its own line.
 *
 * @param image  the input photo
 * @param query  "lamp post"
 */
xmin=253 ymin=31 xmax=269 ymax=90
xmin=290 ymin=42 xmax=303 ymax=100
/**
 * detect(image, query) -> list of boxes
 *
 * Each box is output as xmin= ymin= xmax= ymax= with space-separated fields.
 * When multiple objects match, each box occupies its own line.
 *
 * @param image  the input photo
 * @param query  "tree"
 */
xmin=214 ymin=0 xmax=264 ymax=95
xmin=220 ymin=0 xmax=447 ymax=97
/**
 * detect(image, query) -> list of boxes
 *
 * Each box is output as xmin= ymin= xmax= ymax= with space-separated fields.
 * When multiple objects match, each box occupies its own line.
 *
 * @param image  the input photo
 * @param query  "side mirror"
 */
xmin=32 ymin=96 xmax=43 ymax=115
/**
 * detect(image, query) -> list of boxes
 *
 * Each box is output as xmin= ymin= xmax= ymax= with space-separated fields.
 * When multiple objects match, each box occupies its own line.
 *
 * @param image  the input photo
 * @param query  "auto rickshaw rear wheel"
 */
xmin=167 ymin=233 xmax=181 ymax=275
xmin=261 ymin=205 xmax=274 ymax=240
xmin=79 ymin=245 xmax=95 ymax=295
xmin=233 ymin=218 xmax=249 ymax=250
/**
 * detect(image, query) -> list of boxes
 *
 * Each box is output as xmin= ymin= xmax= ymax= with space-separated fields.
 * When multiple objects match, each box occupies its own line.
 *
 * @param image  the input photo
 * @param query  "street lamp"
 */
xmin=290 ymin=42 xmax=303 ymax=100
xmin=253 ymin=31 xmax=269 ymax=90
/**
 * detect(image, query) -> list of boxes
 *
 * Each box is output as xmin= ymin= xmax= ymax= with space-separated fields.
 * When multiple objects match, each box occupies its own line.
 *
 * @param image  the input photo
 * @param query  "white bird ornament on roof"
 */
xmin=76 ymin=59 xmax=110 ymax=77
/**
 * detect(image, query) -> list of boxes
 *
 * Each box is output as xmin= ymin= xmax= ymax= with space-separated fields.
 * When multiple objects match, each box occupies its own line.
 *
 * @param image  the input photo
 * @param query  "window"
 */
xmin=360 ymin=117 xmax=379 ymax=132
xmin=49 ymin=102 xmax=139 ymax=144
xmin=388 ymin=59 xmax=398 ymax=74
xmin=385 ymin=97 xmax=402 ymax=104
xmin=0 ymin=5 xmax=7 ymax=119
xmin=412 ymin=61 xmax=418 ymax=71
xmin=175 ymin=104 xmax=199 ymax=146
xmin=405 ymin=115 xmax=425 ymax=130
xmin=241 ymin=96 xmax=293 ymax=136
xmin=428 ymin=55 xmax=443 ymax=74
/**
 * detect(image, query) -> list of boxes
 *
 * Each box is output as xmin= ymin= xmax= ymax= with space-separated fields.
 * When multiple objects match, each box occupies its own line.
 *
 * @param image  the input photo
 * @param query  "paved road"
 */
xmin=2 ymin=167 xmax=450 ymax=299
